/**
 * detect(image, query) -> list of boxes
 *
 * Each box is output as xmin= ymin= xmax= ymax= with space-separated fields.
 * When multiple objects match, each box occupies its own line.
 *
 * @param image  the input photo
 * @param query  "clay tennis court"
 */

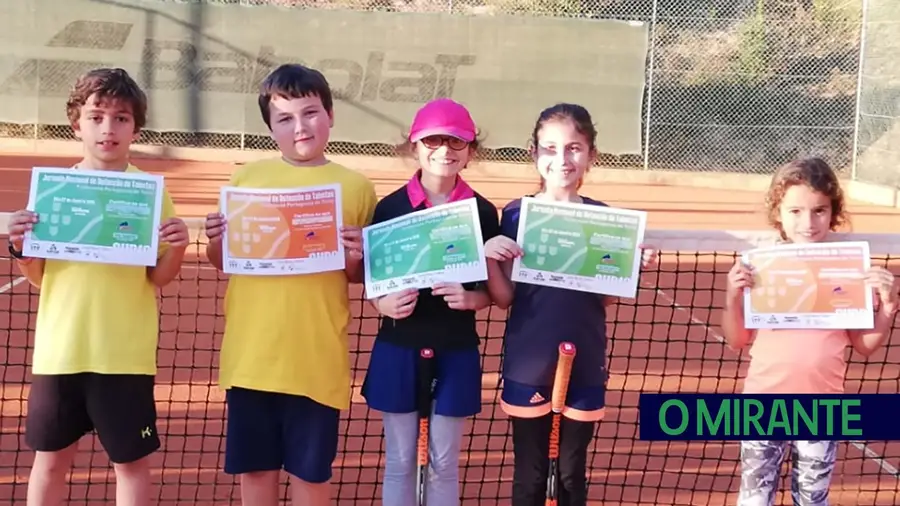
xmin=2 ymin=152 xmax=900 ymax=505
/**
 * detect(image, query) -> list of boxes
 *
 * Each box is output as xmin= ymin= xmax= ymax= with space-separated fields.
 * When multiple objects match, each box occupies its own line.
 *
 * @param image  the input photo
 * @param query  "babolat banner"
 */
xmin=0 ymin=0 xmax=649 ymax=153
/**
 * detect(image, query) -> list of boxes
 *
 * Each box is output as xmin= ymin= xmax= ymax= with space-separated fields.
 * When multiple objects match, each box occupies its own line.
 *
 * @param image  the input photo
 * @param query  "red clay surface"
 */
xmin=1 ymin=154 xmax=900 ymax=505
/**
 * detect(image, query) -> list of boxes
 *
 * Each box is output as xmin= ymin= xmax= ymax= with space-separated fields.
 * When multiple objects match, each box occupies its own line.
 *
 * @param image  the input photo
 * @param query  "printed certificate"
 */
xmin=363 ymin=198 xmax=487 ymax=298
xmin=742 ymin=241 xmax=874 ymax=329
xmin=221 ymin=184 xmax=345 ymax=275
xmin=510 ymin=197 xmax=648 ymax=298
xmin=23 ymin=167 xmax=164 ymax=266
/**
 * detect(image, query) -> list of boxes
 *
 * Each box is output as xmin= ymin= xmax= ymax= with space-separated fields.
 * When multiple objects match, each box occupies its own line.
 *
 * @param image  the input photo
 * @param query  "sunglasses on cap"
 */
xmin=419 ymin=135 xmax=469 ymax=151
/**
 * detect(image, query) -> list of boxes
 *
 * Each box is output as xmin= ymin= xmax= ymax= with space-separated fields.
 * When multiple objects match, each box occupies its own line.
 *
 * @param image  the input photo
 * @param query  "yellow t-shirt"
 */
xmin=32 ymin=165 xmax=178 ymax=376
xmin=217 ymin=158 xmax=377 ymax=410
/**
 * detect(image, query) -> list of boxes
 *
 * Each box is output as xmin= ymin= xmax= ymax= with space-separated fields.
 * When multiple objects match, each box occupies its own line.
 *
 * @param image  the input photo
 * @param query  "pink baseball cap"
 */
xmin=408 ymin=98 xmax=477 ymax=143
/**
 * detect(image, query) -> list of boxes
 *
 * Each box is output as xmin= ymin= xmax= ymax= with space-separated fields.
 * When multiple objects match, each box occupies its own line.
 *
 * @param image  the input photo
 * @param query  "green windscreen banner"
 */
xmin=0 ymin=0 xmax=649 ymax=154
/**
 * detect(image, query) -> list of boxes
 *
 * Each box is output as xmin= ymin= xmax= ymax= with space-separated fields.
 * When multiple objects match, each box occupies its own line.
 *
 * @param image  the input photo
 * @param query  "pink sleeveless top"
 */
xmin=742 ymin=328 xmax=850 ymax=395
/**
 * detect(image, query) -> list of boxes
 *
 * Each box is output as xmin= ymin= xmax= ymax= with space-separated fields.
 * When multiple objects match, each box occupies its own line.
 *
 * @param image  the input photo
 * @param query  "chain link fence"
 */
xmin=1 ymin=0 xmax=897 ymax=184
xmin=855 ymin=0 xmax=900 ymax=186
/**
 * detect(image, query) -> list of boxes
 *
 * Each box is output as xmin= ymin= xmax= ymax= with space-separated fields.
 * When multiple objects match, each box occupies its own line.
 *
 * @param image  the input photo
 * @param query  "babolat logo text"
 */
xmin=0 ymin=20 xmax=476 ymax=104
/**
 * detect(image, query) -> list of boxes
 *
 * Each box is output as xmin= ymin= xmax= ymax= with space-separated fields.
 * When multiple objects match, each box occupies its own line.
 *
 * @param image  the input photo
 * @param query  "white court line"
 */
xmin=0 ymin=276 xmax=26 ymax=293
xmin=0 ymin=263 xmax=216 ymax=293
xmin=648 ymin=284 xmax=728 ymax=346
xmin=182 ymin=264 xmax=219 ymax=272
xmin=646 ymin=284 xmax=900 ymax=479
xmin=850 ymin=441 xmax=900 ymax=479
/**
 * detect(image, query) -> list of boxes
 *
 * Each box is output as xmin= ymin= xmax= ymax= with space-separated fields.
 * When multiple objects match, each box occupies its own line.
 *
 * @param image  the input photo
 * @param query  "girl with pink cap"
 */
xmin=360 ymin=98 xmax=501 ymax=505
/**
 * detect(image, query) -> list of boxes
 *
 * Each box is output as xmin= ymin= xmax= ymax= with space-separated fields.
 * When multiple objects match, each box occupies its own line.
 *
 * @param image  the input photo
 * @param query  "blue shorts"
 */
xmin=501 ymin=378 xmax=606 ymax=411
xmin=224 ymin=387 xmax=339 ymax=483
xmin=361 ymin=340 xmax=482 ymax=418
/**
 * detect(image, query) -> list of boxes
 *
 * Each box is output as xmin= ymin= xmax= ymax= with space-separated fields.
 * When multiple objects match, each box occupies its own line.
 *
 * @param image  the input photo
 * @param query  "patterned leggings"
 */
xmin=738 ymin=440 xmax=838 ymax=506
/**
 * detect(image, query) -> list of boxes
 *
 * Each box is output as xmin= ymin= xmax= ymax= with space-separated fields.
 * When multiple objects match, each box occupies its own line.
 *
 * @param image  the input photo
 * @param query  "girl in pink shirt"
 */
xmin=722 ymin=157 xmax=898 ymax=506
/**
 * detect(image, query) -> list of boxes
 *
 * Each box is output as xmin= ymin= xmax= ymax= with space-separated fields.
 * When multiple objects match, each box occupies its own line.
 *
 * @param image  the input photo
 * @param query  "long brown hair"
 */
xmin=529 ymin=103 xmax=597 ymax=191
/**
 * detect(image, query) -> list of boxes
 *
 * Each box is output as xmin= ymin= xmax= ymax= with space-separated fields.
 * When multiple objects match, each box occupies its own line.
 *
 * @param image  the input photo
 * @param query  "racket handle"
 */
xmin=416 ymin=347 xmax=435 ymax=502
xmin=417 ymin=348 xmax=435 ymax=419
xmin=551 ymin=342 xmax=576 ymax=413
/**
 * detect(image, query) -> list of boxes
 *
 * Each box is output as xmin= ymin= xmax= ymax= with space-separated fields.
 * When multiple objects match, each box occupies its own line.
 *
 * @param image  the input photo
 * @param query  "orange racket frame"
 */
xmin=545 ymin=342 xmax=576 ymax=506
xmin=416 ymin=348 xmax=436 ymax=506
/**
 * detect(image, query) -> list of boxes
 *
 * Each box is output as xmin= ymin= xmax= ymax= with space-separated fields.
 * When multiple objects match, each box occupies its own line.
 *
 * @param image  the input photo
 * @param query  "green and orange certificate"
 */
xmin=742 ymin=241 xmax=874 ymax=330
xmin=220 ymin=184 xmax=344 ymax=275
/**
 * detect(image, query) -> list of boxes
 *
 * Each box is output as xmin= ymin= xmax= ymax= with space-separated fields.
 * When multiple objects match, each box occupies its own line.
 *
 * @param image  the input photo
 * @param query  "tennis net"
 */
xmin=1 ymin=217 xmax=898 ymax=506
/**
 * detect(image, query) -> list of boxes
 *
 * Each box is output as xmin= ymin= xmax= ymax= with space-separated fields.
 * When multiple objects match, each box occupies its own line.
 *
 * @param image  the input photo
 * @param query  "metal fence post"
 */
xmin=851 ymin=0 xmax=870 ymax=182
xmin=642 ymin=0 xmax=659 ymax=171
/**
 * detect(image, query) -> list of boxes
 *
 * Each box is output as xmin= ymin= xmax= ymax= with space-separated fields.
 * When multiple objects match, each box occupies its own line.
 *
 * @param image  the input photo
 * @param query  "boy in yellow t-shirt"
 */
xmin=204 ymin=64 xmax=377 ymax=506
xmin=5 ymin=68 xmax=187 ymax=506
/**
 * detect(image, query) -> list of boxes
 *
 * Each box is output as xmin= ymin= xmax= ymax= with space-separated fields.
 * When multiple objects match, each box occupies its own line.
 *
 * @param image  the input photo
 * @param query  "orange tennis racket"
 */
xmin=546 ymin=342 xmax=576 ymax=506
xmin=416 ymin=348 xmax=436 ymax=506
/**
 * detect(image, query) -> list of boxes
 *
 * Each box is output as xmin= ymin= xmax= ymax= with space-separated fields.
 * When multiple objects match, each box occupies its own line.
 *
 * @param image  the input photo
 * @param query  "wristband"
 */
xmin=7 ymin=242 xmax=24 ymax=259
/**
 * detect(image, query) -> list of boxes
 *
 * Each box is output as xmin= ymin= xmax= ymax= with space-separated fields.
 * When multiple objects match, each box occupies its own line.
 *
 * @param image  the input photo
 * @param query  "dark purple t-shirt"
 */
xmin=500 ymin=197 xmax=609 ymax=389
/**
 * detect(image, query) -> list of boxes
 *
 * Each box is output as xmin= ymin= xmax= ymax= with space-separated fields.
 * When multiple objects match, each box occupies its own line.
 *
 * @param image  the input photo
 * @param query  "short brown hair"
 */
xmin=765 ymin=157 xmax=849 ymax=239
xmin=257 ymin=64 xmax=333 ymax=129
xmin=66 ymin=68 xmax=147 ymax=131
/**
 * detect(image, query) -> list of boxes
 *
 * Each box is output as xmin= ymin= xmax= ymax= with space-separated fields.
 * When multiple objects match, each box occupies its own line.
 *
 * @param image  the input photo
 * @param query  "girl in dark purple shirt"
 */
xmin=484 ymin=103 xmax=658 ymax=506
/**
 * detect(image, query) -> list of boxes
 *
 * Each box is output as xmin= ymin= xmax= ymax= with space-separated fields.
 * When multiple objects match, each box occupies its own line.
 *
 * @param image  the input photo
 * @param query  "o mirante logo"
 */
xmin=637 ymin=394 xmax=899 ymax=441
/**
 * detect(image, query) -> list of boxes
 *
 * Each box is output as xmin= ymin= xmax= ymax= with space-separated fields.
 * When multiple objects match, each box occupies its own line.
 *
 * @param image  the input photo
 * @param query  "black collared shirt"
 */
xmin=371 ymin=181 xmax=500 ymax=351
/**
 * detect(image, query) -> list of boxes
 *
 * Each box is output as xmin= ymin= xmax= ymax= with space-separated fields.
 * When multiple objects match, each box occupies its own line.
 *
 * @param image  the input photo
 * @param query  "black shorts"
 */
xmin=25 ymin=373 xmax=160 ymax=464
